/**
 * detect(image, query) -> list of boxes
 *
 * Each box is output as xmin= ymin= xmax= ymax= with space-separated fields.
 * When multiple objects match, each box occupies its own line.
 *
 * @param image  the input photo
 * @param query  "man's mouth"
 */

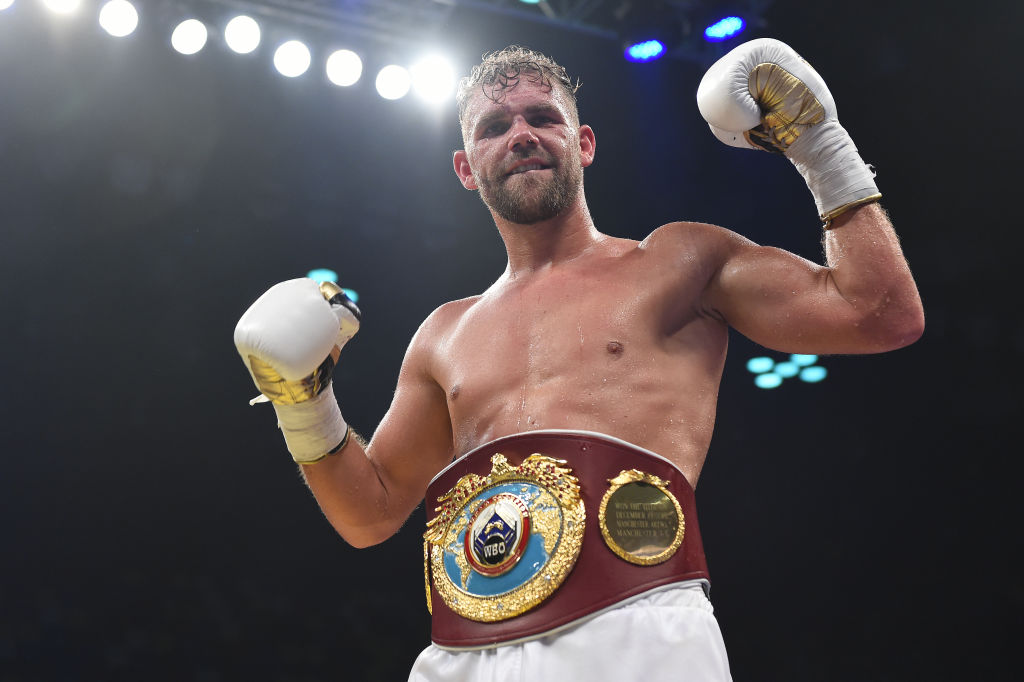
xmin=507 ymin=161 xmax=551 ymax=176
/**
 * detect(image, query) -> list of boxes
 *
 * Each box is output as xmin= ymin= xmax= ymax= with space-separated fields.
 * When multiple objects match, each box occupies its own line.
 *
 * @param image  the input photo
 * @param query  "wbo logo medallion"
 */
xmin=424 ymin=454 xmax=585 ymax=623
xmin=465 ymin=493 xmax=531 ymax=576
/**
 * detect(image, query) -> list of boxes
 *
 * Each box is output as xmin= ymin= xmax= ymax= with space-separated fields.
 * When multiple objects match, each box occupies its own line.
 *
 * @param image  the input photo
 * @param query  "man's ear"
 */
xmin=453 ymin=150 xmax=478 ymax=190
xmin=579 ymin=125 xmax=596 ymax=168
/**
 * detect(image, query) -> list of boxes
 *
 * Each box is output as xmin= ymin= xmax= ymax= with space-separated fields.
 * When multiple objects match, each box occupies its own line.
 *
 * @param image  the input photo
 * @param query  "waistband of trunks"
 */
xmin=423 ymin=430 xmax=710 ymax=649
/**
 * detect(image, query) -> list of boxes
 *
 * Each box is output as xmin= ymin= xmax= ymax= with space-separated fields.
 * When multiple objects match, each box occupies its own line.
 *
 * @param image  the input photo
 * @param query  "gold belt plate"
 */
xmin=424 ymin=454 xmax=585 ymax=622
xmin=599 ymin=469 xmax=685 ymax=566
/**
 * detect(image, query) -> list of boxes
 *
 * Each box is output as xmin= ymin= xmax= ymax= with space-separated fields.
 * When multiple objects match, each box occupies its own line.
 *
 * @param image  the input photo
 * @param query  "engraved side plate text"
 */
xmin=599 ymin=469 xmax=685 ymax=566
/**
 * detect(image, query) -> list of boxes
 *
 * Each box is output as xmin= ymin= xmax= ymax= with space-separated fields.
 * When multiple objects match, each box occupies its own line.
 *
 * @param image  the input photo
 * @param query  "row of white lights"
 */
xmin=4 ymin=0 xmax=458 ymax=103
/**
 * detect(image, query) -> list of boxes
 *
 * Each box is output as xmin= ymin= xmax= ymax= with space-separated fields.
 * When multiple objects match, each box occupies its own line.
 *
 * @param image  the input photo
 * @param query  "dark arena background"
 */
xmin=1 ymin=0 xmax=1018 ymax=679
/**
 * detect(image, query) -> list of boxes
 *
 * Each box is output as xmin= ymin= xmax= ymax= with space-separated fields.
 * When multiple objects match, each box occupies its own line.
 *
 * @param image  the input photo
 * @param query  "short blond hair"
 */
xmin=456 ymin=45 xmax=581 ymax=125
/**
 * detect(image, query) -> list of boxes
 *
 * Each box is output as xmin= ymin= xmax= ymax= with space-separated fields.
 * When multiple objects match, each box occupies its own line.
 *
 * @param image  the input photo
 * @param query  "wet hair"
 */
xmin=456 ymin=45 xmax=581 ymax=126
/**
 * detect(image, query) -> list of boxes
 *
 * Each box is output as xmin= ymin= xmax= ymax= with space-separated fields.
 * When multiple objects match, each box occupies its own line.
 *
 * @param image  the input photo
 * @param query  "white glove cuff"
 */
xmin=787 ymin=120 xmax=880 ymax=222
xmin=271 ymin=382 xmax=349 ymax=463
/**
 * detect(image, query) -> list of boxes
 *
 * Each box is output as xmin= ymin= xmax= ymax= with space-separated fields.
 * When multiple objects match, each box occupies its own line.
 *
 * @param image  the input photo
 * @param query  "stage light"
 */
xmin=274 ymin=40 xmax=311 ymax=77
xmin=411 ymin=54 xmax=455 ymax=104
xmin=224 ymin=15 xmax=260 ymax=54
xmin=518 ymin=0 xmax=541 ymax=4
xmin=0 ymin=1 xmax=15 ymax=12
xmin=799 ymin=366 xmax=827 ymax=383
xmin=171 ymin=19 xmax=207 ymax=55
xmin=704 ymin=16 xmax=745 ymax=42
xmin=98 ymin=1 xmax=137 ymax=38
xmin=376 ymin=64 xmax=411 ymax=100
xmin=305 ymin=270 xmax=359 ymax=302
xmin=307 ymin=268 xmax=337 ymax=283
xmin=748 ymin=353 xmax=828 ymax=388
xmin=326 ymin=49 xmax=362 ymax=87
xmin=773 ymin=361 xmax=799 ymax=378
xmin=624 ymin=39 xmax=666 ymax=63
xmin=43 ymin=0 xmax=80 ymax=14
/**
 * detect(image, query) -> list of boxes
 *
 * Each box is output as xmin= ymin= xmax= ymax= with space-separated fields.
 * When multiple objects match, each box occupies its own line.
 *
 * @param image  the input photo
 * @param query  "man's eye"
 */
xmin=482 ymin=122 xmax=507 ymax=136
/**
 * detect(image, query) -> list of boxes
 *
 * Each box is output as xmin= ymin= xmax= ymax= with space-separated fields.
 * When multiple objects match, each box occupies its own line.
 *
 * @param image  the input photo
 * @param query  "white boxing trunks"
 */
xmin=409 ymin=581 xmax=733 ymax=682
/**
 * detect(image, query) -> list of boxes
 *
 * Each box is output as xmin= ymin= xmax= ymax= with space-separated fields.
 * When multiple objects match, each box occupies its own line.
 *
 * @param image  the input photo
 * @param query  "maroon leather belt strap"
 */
xmin=424 ymin=431 xmax=710 ymax=649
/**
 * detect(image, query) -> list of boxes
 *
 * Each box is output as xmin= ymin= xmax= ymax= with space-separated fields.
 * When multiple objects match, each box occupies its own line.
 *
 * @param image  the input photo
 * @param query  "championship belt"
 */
xmin=423 ymin=430 xmax=710 ymax=649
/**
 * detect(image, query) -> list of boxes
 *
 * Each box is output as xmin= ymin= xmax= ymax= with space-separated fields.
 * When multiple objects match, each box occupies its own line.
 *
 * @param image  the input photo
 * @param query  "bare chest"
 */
xmin=435 ymin=259 xmax=725 ymax=464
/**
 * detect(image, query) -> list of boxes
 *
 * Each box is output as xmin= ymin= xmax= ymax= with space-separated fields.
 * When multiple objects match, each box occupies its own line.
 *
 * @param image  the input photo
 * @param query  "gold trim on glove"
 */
xmin=247 ymin=345 xmax=341 ymax=406
xmin=821 ymin=193 xmax=883 ymax=230
xmin=745 ymin=62 xmax=826 ymax=153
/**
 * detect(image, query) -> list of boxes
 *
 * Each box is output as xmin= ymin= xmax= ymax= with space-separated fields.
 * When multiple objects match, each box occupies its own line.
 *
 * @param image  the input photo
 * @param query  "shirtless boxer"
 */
xmin=235 ymin=42 xmax=923 ymax=680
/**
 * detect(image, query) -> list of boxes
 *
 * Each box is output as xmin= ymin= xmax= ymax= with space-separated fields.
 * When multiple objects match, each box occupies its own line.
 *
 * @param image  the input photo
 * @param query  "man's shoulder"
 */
xmin=418 ymin=295 xmax=483 ymax=336
xmin=636 ymin=221 xmax=741 ymax=268
xmin=641 ymin=220 xmax=732 ymax=249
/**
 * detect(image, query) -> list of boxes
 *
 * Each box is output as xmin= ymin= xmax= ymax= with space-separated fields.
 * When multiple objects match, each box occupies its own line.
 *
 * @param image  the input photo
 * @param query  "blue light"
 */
xmin=773 ymin=361 xmax=799 ymax=378
xmin=755 ymin=373 xmax=782 ymax=389
xmin=704 ymin=16 xmax=745 ymax=42
xmin=799 ymin=366 xmax=828 ymax=383
xmin=307 ymin=268 xmax=338 ymax=283
xmin=746 ymin=357 xmax=775 ymax=374
xmin=790 ymin=354 xmax=818 ymax=366
xmin=340 ymin=287 xmax=360 ymax=303
xmin=518 ymin=0 xmax=541 ymax=3
xmin=625 ymin=40 xmax=666 ymax=62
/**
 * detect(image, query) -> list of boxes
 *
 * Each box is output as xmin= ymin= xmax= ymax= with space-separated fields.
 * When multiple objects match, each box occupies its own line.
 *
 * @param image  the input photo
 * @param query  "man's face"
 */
xmin=455 ymin=79 xmax=592 ymax=225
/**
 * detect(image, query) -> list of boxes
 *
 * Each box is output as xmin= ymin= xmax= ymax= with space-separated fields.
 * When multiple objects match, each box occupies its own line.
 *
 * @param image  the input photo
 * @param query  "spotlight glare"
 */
xmin=790 ymin=354 xmax=818 ymax=366
xmin=307 ymin=268 xmax=338 ymax=283
xmin=704 ymin=16 xmax=745 ymax=42
xmin=773 ymin=361 xmax=799 ymax=378
xmin=43 ymin=0 xmax=81 ymax=14
xmin=755 ymin=373 xmax=782 ymax=389
xmin=411 ymin=54 xmax=455 ymax=104
xmin=341 ymin=288 xmax=359 ymax=303
xmin=799 ymin=366 xmax=828 ymax=383
xmin=1 ymin=0 xmax=17 ymax=11
xmin=98 ymin=1 xmax=138 ymax=38
xmin=171 ymin=19 xmax=207 ymax=55
xmin=625 ymin=40 xmax=666 ymax=63
xmin=326 ymin=49 xmax=362 ymax=87
xmin=274 ymin=40 xmax=312 ymax=77
xmin=376 ymin=65 xmax=411 ymax=100
xmin=224 ymin=15 xmax=260 ymax=54
xmin=746 ymin=356 xmax=774 ymax=374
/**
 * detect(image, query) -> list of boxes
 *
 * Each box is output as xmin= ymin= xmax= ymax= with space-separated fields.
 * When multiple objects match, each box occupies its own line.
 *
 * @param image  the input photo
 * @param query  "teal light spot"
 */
xmin=800 ymin=366 xmax=827 ymax=383
xmin=755 ymin=373 xmax=782 ymax=389
xmin=773 ymin=361 xmax=799 ymax=378
xmin=790 ymin=354 xmax=818 ymax=366
xmin=340 ymin=287 xmax=359 ymax=303
xmin=306 ymin=268 xmax=338 ymax=283
xmin=746 ymin=357 xmax=774 ymax=374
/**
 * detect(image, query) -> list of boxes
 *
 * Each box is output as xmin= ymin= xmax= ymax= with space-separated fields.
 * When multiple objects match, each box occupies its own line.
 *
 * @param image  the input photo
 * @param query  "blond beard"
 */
xmin=478 ymin=160 xmax=583 ymax=225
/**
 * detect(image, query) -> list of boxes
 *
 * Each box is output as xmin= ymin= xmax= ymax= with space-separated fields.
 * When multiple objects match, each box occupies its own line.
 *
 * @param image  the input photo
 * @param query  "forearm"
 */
xmin=299 ymin=433 xmax=409 ymax=548
xmin=824 ymin=202 xmax=924 ymax=348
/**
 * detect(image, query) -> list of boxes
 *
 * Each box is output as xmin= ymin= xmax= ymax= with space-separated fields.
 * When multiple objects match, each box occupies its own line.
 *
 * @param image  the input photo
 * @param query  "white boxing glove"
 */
xmin=234 ymin=278 xmax=361 ymax=463
xmin=696 ymin=38 xmax=881 ymax=226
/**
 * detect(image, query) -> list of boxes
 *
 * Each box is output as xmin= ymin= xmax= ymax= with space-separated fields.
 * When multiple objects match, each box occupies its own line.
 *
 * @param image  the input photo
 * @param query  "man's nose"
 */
xmin=508 ymin=118 xmax=538 ymax=151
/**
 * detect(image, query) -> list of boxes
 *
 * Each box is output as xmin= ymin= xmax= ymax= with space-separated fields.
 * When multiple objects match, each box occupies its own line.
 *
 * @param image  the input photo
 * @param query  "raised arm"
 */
xmin=234 ymin=280 xmax=455 ymax=549
xmin=703 ymin=203 xmax=923 ymax=354
xmin=695 ymin=38 xmax=923 ymax=353
xmin=300 ymin=308 xmax=455 ymax=547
